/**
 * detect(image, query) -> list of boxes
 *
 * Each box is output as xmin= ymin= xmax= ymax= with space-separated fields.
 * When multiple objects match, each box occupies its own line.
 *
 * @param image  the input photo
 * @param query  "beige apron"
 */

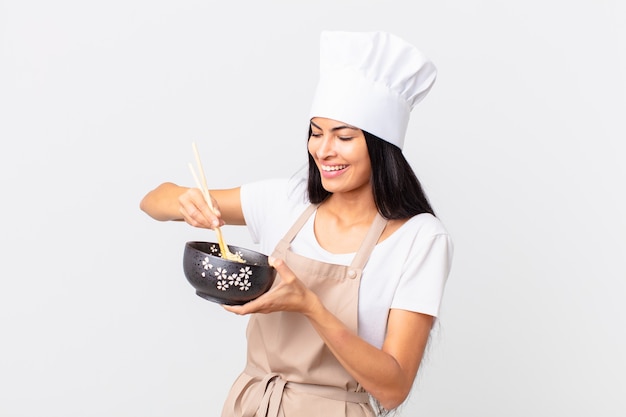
xmin=221 ymin=204 xmax=388 ymax=417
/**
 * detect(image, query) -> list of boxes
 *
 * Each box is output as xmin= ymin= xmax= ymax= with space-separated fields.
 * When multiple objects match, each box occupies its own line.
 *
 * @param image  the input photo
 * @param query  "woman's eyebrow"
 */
xmin=310 ymin=120 xmax=322 ymax=130
xmin=310 ymin=121 xmax=358 ymax=132
xmin=331 ymin=125 xmax=358 ymax=132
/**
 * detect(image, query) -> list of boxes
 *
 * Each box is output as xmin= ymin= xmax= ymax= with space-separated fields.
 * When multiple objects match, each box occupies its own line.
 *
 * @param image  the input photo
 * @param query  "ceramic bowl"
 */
xmin=183 ymin=241 xmax=276 ymax=305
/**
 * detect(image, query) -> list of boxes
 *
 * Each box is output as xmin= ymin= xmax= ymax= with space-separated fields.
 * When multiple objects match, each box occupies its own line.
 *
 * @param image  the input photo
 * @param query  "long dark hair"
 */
xmin=307 ymin=128 xmax=435 ymax=219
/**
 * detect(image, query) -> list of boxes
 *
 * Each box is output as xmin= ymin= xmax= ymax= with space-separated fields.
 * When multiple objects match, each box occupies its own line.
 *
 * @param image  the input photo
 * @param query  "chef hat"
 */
xmin=309 ymin=31 xmax=437 ymax=149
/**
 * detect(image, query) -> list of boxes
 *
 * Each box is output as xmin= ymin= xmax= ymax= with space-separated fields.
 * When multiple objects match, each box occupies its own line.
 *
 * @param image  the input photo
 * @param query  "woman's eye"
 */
xmin=310 ymin=132 xmax=322 ymax=138
xmin=338 ymin=136 xmax=353 ymax=141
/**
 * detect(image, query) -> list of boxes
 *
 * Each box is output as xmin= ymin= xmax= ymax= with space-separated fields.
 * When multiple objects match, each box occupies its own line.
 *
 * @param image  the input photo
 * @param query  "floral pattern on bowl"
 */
xmin=183 ymin=241 xmax=276 ymax=305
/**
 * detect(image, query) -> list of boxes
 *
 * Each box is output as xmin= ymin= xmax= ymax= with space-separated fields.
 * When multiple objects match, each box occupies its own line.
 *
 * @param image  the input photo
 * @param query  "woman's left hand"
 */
xmin=222 ymin=257 xmax=319 ymax=316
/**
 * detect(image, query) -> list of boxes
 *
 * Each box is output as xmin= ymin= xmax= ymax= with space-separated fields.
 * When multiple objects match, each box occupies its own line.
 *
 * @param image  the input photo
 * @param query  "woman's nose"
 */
xmin=316 ymin=136 xmax=335 ymax=159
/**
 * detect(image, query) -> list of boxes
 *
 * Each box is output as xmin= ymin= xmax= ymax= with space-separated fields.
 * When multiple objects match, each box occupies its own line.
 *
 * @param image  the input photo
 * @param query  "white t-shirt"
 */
xmin=240 ymin=176 xmax=453 ymax=348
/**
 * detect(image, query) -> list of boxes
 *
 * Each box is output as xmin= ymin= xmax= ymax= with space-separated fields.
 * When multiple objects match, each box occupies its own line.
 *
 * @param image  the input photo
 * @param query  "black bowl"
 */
xmin=183 ymin=241 xmax=276 ymax=305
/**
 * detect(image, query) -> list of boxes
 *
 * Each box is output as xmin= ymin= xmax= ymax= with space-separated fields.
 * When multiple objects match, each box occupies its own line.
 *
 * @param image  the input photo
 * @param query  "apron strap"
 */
xmin=282 ymin=204 xmax=319 ymax=243
xmin=348 ymin=213 xmax=388 ymax=272
xmin=238 ymin=366 xmax=370 ymax=417
xmin=272 ymin=204 xmax=318 ymax=256
xmin=275 ymin=204 xmax=388 ymax=274
xmin=237 ymin=372 xmax=284 ymax=417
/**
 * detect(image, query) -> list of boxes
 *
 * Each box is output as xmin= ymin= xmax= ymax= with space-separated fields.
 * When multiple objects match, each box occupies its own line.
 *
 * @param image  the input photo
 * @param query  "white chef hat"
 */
xmin=309 ymin=31 xmax=437 ymax=150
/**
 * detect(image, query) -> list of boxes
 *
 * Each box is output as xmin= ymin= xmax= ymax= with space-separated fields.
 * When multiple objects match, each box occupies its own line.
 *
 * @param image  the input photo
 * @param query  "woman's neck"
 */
xmin=313 ymin=193 xmax=378 ymax=253
xmin=320 ymin=192 xmax=378 ymax=227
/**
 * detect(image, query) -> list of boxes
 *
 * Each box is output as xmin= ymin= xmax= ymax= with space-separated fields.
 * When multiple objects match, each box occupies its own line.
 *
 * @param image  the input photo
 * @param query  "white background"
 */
xmin=1 ymin=1 xmax=625 ymax=416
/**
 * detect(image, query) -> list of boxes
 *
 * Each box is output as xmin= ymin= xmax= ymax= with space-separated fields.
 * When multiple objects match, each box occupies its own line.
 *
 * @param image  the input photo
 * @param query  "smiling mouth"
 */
xmin=321 ymin=164 xmax=348 ymax=172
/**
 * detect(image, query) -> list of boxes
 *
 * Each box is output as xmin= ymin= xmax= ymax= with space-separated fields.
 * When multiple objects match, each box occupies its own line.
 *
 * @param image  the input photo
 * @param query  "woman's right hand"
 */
xmin=178 ymin=187 xmax=224 ymax=229
xmin=140 ymin=182 xmax=244 ymax=227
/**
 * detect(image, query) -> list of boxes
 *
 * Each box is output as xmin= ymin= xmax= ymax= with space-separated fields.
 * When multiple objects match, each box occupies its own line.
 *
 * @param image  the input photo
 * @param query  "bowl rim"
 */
xmin=185 ymin=240 xmax=272 ymax=267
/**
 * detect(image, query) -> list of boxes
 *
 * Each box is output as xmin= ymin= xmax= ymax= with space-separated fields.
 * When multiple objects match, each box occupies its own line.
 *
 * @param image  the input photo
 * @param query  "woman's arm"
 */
xmin=140 ymin=182 xmax=245 ymax=227
xmin=224 ymin=257 xmax=432 ymax=410
xmin=139 ymin=182 xmax=189 ymax=221
xmin=307 ymin=297 xmax=432 ymax=410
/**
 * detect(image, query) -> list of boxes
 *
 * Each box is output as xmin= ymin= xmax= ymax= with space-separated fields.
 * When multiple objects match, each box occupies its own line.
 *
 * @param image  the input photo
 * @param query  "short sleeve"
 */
xmin=390 ymin=233 xmax=454 ymax=317
xmin=240 ymin=178 xmax=289 ymax=244
xmin=240 ymin=176 xmax=309 ymax=255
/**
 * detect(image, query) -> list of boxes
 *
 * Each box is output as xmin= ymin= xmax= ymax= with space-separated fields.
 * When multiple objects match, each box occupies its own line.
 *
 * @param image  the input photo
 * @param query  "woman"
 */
xmin=140 ymin=31 xmax=453 ymax=416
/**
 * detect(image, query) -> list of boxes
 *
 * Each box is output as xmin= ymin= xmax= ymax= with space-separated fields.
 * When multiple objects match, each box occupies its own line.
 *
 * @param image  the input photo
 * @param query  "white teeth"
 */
xmin=322 ymin=165 xmax=347 ymax=172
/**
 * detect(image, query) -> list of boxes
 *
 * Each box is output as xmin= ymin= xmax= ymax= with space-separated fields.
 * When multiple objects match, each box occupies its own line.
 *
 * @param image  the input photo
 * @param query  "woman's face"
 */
xmin=308 ymin=117 xmax=372 ymax=195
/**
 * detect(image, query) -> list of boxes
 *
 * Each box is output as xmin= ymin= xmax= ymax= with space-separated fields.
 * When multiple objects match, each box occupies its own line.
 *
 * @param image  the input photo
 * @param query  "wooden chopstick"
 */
xmin=189 ymin=142 xmax=240 ymax=261
xmin=191 ymin=142 xmax=215 ymax=211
